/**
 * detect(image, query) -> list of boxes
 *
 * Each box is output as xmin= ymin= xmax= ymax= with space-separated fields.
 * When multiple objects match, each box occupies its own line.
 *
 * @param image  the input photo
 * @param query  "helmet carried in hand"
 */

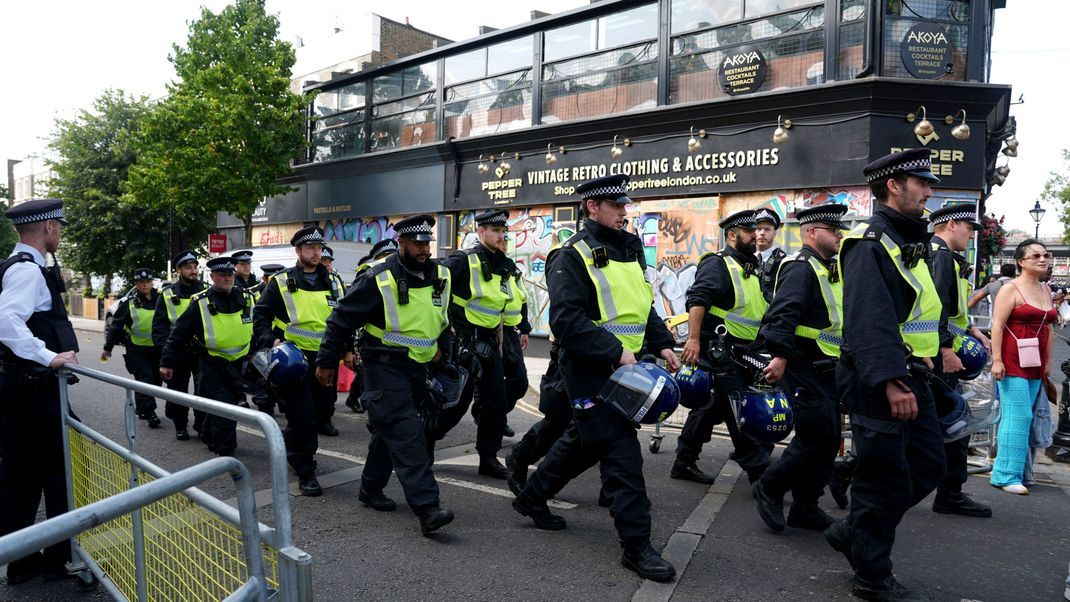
xmin=729 ymin=386 xmax=794 ymax=444
xmin=599 ymin=362 xmax=680 ymax=425
xmin=675 ymin=364 xmax=712 ymax=409
xmin=956 ymin=334 xmax=988 ymax=381
xmin=252 ymin=341 xmax=308 ymax=387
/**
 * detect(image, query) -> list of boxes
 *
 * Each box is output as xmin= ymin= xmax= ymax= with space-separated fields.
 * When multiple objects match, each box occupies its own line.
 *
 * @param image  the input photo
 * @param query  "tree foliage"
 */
xmin=49 ymin=89 xmax=212 ymax=279
xmin=124 ymin=0 xmax=307 ymax=244
xmin=0 ymin=183 xmax=15 ymax=257
xmin=1042 ymin=149 xmax=1070 ymax=242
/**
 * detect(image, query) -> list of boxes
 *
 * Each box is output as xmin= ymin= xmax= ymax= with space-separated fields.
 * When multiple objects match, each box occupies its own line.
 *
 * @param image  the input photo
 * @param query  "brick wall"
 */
xmin=377 ymin=17 xmax=452 ymax=62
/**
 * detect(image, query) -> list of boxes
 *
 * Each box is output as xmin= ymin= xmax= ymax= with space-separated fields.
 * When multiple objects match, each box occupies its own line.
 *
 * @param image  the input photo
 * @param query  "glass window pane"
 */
xmin=841 ymin=0 xmax=865 ymax=21
xmin=313 ymin=91 xmax=339 ymax=117
xmin=544 ymin=19 xmax=597 ymax=62
xmin=445 ymin=49 xmax=487 ymax=86
xmin=487 ymin=35 xmax=534 ymax=75
xmin=672 ymin=0 xmax=743 ymax=33
xmin=373 ymin=71 xmax=405 ymax=103
xmin=886 ymin=0 xmax=970 ymax=22
xmin=882 ymin=18 xmax=968 ymax=80
xmin=541 ymin=42 xmax=658 ymax=124
xmin=745 ymin=0 xmax=821 ymax=18
xmin=445 ymin=70 xmax=532 ymax=139
xmin=337 ymin=82 xmax=365 ymax=111
xmin=311 ymin=110 xmax=365 ymax=162
xmin=370 ymin=108 xmax=437 ymax=152
xmin=600 ymin=4 xmax=659 ymax=48
xmin=838 ymin=20 xmax=865 ymax=79
xmin=403 ymin=62 xmax=438 ymax=96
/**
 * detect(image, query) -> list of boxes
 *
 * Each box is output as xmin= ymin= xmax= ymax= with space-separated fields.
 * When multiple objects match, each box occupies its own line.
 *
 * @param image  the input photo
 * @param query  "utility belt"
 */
xmin=358 ymin=341 xmax=412 ymax=365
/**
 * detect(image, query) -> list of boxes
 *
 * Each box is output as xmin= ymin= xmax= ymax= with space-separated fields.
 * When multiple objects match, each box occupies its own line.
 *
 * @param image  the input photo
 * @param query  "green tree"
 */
xmin=0 ymin=183 xmax=15 ymax=257
xmin=49 ymin=89 xmax=212 ymax=283
xmin=1043 ymin=149 xmax=1070 ymax=242
xmin=124 ymin=0 xmax=307 ymax=246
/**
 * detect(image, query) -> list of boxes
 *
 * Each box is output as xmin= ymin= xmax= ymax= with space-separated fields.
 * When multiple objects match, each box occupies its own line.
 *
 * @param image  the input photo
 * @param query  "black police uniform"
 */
xmin=755 ymin=242 xmax=842 ymax=531
xmin=674 ymin=244 xmax=773 ymax=482
xmin=506 ymin=342 xmax=570 ymax=494
xmin=501 ymin=279 xmax=531 ymax=422
xmin=161 ymin=282 xmax=254 ymax=456
xmin=515 ymin=215 xmax=676 ymax=573
xmin=755 ymin=208 xmax=786 ymax=304
xmin=234 ymin=273 xmax=262 ymax=296
xmin=105 ymin=283 xmax=162 ymax=422
xmin=153 ymin=273 xmax=207 ymax=436
xmin=250 ymin=264 xmax=286 ymax=415
xmin=833 ymin=204 xmax=946 ymax=588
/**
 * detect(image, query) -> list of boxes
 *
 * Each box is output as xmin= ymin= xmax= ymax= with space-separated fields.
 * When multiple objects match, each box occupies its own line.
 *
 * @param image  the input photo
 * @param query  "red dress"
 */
xmin=1002 ymin=301 xmax=1057 ymax=379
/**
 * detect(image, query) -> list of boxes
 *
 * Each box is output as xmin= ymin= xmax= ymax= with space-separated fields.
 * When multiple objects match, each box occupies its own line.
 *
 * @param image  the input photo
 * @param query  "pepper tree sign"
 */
xmin=718 ymin=45 xmax=767 ymax=95
xmin=901 ymin=22 xmax=955 ymax=79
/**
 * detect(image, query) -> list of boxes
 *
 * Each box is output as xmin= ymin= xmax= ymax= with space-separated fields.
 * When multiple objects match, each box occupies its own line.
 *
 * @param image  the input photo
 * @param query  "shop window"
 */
xmin=444 ymin=37 xmax=534 ymax=139
xmin=838 ymin=0 xmax=866 ymax=80
xmin=310 ymin=82 xmax=366 ymax=162
xmin=438 ymin=214 xmax=456 ymax=251
xmin=883 ymin=0 xmax=970 ymax=80
xmin=669 ymin=4 xmax=825 ymax=104
xmin=370 ymin=61 xmax=438 ymax=151
xmin=671 ymin=0 xmax=742 ymax=34
xmin=554 ymin=206 xmax=577 ymax=230
xmin=543 ymin=4 xmax=658 ymax=63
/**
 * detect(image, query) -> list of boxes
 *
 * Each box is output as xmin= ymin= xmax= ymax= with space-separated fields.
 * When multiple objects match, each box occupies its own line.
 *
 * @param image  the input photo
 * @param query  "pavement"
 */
xmin=1 ymin=324 xmax=1069 ymax=601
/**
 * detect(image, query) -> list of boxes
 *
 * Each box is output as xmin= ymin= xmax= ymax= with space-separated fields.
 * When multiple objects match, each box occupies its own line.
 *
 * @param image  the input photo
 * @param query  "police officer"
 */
xmin=102 ymin=267 xmax=162 ymax=428
xmin=0 ymin=199 xmax=96 ymax=589
xmin=755 ymin=207 xmax=786 ymax=303
xmin=512 ymin=175 xmax=680 ymax=582
xmin=753 ymin=205 xmax=848 ymax=533
xmin=499 ymin=265 xmax=531 ymax=439
xmin=356 ymin=239 xmax=399 ymax=275
xmin=675 ymin=210 xmax=772 ymax=485
xmin=505 ymin=341 xmax=568 ymax=495
xmin=928 ymin=203 xmax=992 ymax=518
xmin=153 ymin=250 xmax=207 ymax=441
xmin=232 ymin=250 xmax=264 ymax=299
xmin=315 ymin=215 xmax=455 ymax=535
xmin=321 ymin=246 xmax=347 ymax=293
xmin=160 ymin=257 xmax=255 ymax=456
xmin=346 ymin=239 xmax=401 ymax=414
xmin=824 ymin=149 xmax=946 ymax=601
xmin=429 ymin=209 xmax=518 ymax=478
xmin=249 ymin=264 xmax=287 ymax=416
xmin=254 ymin=227 xmax=345 ymax=496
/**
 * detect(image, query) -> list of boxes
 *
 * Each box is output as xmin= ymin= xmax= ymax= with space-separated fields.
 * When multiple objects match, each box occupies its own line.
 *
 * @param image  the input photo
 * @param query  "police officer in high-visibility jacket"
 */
xmin=512 ymin=175 xmax=681 ymax=582
xmin=254 ymin=226 xmax=346 ymax=496
xmin=753 ymin=205 xmax=848 ymax=534
xmin=345 ymin=239 xmax=400 ymax=414
xmin=102 ymin=267 xmax=162 ymax=428
xmin=675 ymin=210 xmax=772 ymax=485
xmin=315 ymin=215 xmax=455 ymax=535
xmin=152 ymin=250 xmax=207 ymax=441
xmin=499 ymin=266 xmax=530 ymax=438
xmin=321 ymin=246 xmax=347 ymax=294
xmin=755 ymin=207 xmax=787 ymax=303
xmin=160 ymin=257 xmax=255 ymax=457
xmin=824 ymin=149 xmax=947 ymax=602
xmin=232 ymin=250 xmax=265 ymax=300
xmin=928 ymin=203 xmax=993 ymax=518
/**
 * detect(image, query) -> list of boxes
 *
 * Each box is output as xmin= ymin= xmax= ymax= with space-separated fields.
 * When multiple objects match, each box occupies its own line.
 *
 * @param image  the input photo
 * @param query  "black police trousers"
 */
xmin=164 ymin=354 xmax=205 ymax=432
xmin=519 ymin=356 xmax=652 ymax=544
xmin=510 ymin=354 xmax=571 ymax=468
xmin=759 ymin=363 xmax=841 ymax=505
xmin=123 ymin=344 xmax=161 ymax=416
xmin=360 ymin=357 xmax=440 ymax=510
xmin=675 ymin=342 xmax=773 ymax=476
xmin=846 ymin=377 xmax=945 ymax=581
xmin=275 ymin=350 xmax=335 ymax=479
xmin=0 ymin=371 xmax=72 ymax=577
xmin=935 ymin=372 xmax=969 ymax=495
xmin=430 ymin=328 xmax=508 ymax=458
xmin=196 ymin=358 xmax=244 ymax=454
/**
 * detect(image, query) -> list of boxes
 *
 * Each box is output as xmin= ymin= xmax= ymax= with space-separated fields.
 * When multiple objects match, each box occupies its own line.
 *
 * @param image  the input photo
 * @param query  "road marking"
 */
xmin=514 ymin=399 xmax=543 ymax=418
xmin=436 ymin=476 xmax=577 ymax=509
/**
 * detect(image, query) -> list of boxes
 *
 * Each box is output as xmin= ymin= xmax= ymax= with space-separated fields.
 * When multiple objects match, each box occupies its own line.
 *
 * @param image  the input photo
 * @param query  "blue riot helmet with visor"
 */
xmin=598 ymin=362 xmax=681 ymax=425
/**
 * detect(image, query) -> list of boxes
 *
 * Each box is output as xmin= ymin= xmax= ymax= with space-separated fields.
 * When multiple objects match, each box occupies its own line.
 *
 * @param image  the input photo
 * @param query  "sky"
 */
xmin=1 ymin=0 xmax=1066 ymax=236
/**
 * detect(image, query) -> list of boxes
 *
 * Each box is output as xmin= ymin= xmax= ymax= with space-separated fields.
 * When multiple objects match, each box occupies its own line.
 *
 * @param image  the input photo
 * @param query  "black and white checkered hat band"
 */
xmin=582 ymin=184 xmax=628 ymax=199
xmin=176 ymin=253 xmax=196 ymax=265
xmin=723 ymin=217 xmax=756 ymax=229
xmin=865 ymin=159 xmax=931 ymax=183
xmin=10 ymin=208 xmax=64 ymax=225
xmin=754 ymin=209 xmax=777 ymax=222
xmin=294 ymin=232 xmax=323 ymax=245
xmin=212 ymin=261 xmax=234 ymax=271
xmin=801 ymin=211 xmax=845 ymax=224
xmin=479 ymin=214 xmax=508 ymax=225
xmin=135 ymin=271 xmax=151 ymax=279
xmin=398 ymin=223 xmax=433 ymax=235
xmin=932 ymin=211 xmax=976 ymax=224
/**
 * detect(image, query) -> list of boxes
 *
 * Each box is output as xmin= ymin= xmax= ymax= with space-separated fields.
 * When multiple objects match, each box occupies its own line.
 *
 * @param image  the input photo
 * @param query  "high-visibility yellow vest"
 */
xmin=273 ymin=270 xmax=342 ymax=352
xmin=162 ymin=284 xmax=204 ymax=325
xmin=363 ymin=264 xmax=451 ymax=363
xmin=194 ymin=290 xmax=254 ymax=362
xmin=777 ymin=252 xmax=844 ymax=358
xmin=840 ymin=224 xmax=941 ymax=358
xmin=124 ymin=294 xmax=156 ymax=347
xmin=570 ymin=238 xmax=653 ymax=353
xmin=931 ymin=243 xmax=972 ymax=352
xmin=329 ymin=272 xmax=347 ymax=296
xmin=503 ymin=272 xmax=527 ymax=328
xmin=704 ymin=252 xmax=767 ymax=342
xmin=451 ymin=251 xmax=512 ymax=328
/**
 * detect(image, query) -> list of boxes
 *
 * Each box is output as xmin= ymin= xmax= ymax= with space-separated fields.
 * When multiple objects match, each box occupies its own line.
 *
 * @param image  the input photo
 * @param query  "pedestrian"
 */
xmin=428 ymin=209 xmax=520 ymax=478
xmin=754 ymin=207 xmax=786 ymax=303
xmin=927 ymin=203 xmax=993 ymax=517
xmin=824 ymin=148 xmax=946 ymax=601
xmin=153 ymin=250 xmax=207 ymax=441
xmin=315 ymin=215 xmax=455 ymax=535
xmin=344 ymin=239 xmax=400 ymax=414
xmin=0 ymin=199 xmax=97 ymax=590
xmin=253 ymin=226 xmax=345 ymax=496
xmin=968 ymin=263 xmax=1015 ymax=319
xmin=674 ymin=209 xmax=772 ymax=485
xmin=101 ymin=267 xmax=162 ymax=428
xmin=752 ymin=204 xmax=848 ymax=534
xmin=512 ymin=174 xmax=681 ymax=582
xmin=160 ymin=257 xmax=255 ymax=456
xmin=990 ymin=239 xmax=1058 ymax=494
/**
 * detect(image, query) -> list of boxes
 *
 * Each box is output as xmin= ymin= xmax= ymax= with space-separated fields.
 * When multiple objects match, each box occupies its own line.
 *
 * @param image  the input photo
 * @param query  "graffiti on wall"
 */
xmin=320 ymin=215 xmax=399 ymax=244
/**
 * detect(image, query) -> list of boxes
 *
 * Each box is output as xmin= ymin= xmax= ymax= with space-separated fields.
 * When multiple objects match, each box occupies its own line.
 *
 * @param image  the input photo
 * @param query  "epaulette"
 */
xmin=860 ymin=224 xmax=884 ymax=241
xmin=190 ymin=289 xmax=210 ymax=302
xmin=559 ymin=230 xmax=589 ymax=249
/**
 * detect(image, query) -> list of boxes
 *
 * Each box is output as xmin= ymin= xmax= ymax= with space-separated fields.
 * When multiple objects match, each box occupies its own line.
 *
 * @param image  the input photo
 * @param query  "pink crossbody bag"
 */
xmin=1004 ymin=283 xmax=1050 ymax=368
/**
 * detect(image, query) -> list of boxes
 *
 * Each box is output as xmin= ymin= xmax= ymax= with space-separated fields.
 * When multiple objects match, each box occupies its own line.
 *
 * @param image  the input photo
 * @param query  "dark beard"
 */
xmin=400 ymin=252 xmax=427 ymax=273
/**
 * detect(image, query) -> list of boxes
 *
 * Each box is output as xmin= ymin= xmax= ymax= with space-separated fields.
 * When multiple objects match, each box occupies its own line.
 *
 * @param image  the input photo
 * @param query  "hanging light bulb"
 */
xmin=996 ymin=163 xmax=1010 ymax=178
xmin=1002 ymin=145 xmax=1018 ymax=158
xmin=610 ymin=135 xmax=625 ymax=160
xmin=687 ymin=127 xmax=705 ymax=153
xmin=907 ymin=106 xmax=933 ymax=138
xmin=946 ymin=109 xmax=970 ymax=140
xmin=993 ymin=173 xmax=1006 ymax=186
xmin=545 ymin=143 xmax=557 ymax=165
xmin=477 ymin=154 xmax=489 ymax=175
xmin=1005 ymin=136 xmax=1019 ymax=151
xmin=772 ymin=115 xmax=792 ymax=144
xmin=498 ymin=152 xmax=511 ymax=175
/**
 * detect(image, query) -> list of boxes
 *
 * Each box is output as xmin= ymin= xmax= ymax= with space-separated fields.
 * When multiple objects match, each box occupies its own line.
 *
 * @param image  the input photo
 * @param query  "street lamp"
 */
xmin=1029 ymin=201 xmax=1046 ymax=239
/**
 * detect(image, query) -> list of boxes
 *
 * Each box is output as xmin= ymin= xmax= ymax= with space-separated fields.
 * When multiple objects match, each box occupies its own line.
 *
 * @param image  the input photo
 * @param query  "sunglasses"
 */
xmin=1023 ymin=252 xmax=1053 ymax=261
xmin=811 ymin=226 xmax=844 ymax=236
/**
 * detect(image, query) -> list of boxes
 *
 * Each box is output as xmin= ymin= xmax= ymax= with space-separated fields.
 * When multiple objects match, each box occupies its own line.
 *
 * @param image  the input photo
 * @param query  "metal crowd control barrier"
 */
xmin=0 ymin=457 xmax=267 ymax=601
xmin=58 ymin=364 xmax=313 ymax=601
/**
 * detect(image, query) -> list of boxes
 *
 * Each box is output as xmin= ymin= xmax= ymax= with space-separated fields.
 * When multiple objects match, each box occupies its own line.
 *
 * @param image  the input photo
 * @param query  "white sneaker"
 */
xmin=1000 ymin=484 xmax=1029 ymax=495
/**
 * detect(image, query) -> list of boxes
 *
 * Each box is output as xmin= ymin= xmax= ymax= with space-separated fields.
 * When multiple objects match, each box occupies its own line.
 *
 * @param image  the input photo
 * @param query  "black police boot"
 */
xmin=257 ymin=404 xmax=275 ymax=417
xmin=932 ymin=490 xmax=992 ymax=518
xmin=298 ymin=476 xmax=323 ymax=497
xmin=478 ymin=456 xmax=508 ymax=479
xmin=752 ymin=481 xmax=785 ymax=532
xmin=345 ymin=393 xmax=364 ymax=413
xmin=417 ymin=505 xmax=454 ymax=535
xmin=503 ymin=422 xmax=515 ymax=438
xmin=215 ymin=448 xmax=235 ymax=458
xmin=146 ymin=412 xmax=161 ymax=429
xmin=829 ymin=452 xmax=856 ymax=509
xmin=505 ymin=451 xmax=527 ymax=496
xmin=823 ymin=520 xmax=855 ymax=569
xmin=175 ymin=427 xmax=191 ymax=441
xmin=786 ymin=503 xmax=836 ymax=531
xmin=850 ymin=573 xmax=926 ymax=602
xmin=670 ymin=460 xmax=715 ymax=484
xmin=5 ymin=552 xmax=42 ymax=585
xmin=318 ymin=421 xmax=339 ymax=437
xmin=746 ymin=466 xmax=767 ymax=484
xmin=359 ymin=488 xmax=397 ymax=512
xmin=512 ymin=496 xmax=567 ymax=530
xmin=621 ymin=541 xmax=676 ymax=583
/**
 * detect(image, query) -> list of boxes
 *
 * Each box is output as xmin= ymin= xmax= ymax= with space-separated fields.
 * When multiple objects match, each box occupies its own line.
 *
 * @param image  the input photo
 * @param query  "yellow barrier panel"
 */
xmin=69 ymin=429 xmax=279 ymax=600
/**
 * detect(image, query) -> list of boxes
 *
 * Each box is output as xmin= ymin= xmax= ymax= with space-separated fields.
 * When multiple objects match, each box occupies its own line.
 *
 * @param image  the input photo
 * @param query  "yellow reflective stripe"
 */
xmin=198 ymin=297 xmax=216 ymax=350
xmin=468 ymin=254 xmax=484 ymax=298
xmin=794 ymin=325 xmax=845 ymax=346
xmin=574 ymin=240 xmax=620 ymax=320
xmin=164 ymin=290 xmax=178 ymax=323
xmin=438 ymin=264 xmax=451 ymax=326
xmin=275 ymin=273 xmax=300 ymax=324
xmin=880 ymin=233 xmax=924 ymax=322
xmin=808 ymin=256 xmax=842 ymax=329
xmin=376 ymin=271 xmax=400 ymax=331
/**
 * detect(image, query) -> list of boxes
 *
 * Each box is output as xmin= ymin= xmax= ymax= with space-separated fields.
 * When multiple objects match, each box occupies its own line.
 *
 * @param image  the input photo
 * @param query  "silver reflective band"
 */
xmin=466 ymin=302 xmax=502 ymax=316
xmin=725 ymin=313 xmax=762 ymax=327
xmin=285 ymin=326 xmax=324 ymax=340
xmin=381 ymin=332 xmax=436 ymax=348
xmin=214 ymin=345 xmax=247 ymax=356
xmin=883 ymin=233 xmax=926 ymax=321
xmin=573 ymin=240 xmax=620 ymax=319
xmin=818 ymin=332 xmax=845 ymax=346
xmin=603 ymin=323 xmax=645 ymax=336
xmin=129 ymin=307 xmax=150 ymax=337
xmin=948 ymin=323 xmax=967 ymax=336
xmin=902 ymin=320 xmax=939 ymax=333
xmin=199 ymin=298 xmax=217 ymax=350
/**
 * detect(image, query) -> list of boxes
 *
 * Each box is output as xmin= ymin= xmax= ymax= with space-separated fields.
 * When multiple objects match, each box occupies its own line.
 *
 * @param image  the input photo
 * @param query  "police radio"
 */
xmin=397 ymin=276 xmax=410 ymax=305
xmin=592 ymin=246 xmax=609 ymax=268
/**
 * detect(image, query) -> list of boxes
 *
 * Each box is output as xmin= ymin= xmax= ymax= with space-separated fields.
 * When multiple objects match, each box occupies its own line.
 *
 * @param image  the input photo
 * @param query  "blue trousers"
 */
xmin=991 ymin=376 xmax=1040 ymax=487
